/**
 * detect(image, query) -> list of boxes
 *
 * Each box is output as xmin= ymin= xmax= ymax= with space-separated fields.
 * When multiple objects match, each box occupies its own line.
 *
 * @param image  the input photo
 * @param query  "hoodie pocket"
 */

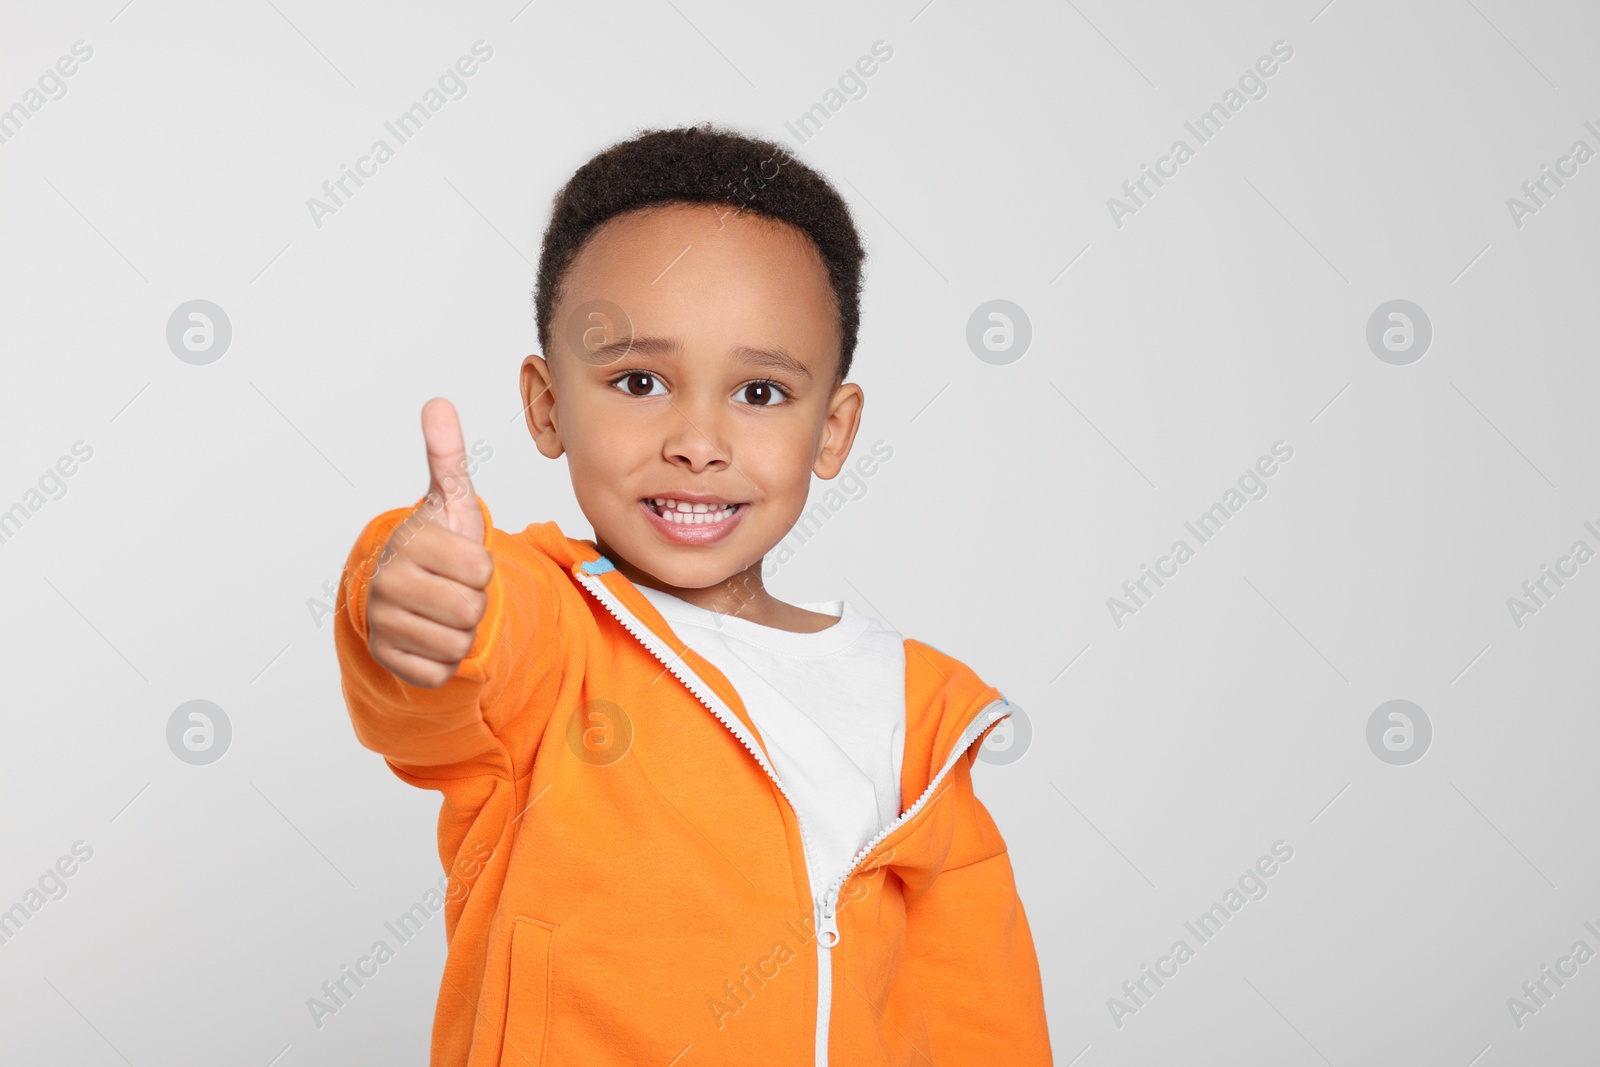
xmin=499 ymin=916 xmax=557 ymax=1067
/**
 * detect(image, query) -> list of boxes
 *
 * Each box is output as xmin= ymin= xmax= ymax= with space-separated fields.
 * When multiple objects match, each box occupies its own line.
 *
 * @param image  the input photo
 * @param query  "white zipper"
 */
xmin=807 ymin=695 xmax=1009 ymax=1067
xmin=573 ymin=562 xmax=1010 ymax=1067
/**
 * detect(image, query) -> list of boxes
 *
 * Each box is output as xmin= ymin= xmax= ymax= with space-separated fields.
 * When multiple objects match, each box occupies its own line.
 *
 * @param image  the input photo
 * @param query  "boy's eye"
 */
xmin=739 ymin=380 xmax=789 ymax=406
xmin=611 ymin=371 xmax=666 ymax=397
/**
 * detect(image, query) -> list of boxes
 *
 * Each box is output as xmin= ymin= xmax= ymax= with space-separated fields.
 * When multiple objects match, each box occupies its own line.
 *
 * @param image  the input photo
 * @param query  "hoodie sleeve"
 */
xmin=899 ymin=745 xmax=1054 ymax=1062
xmin=332 ymin=494 xmax=561 ymax=781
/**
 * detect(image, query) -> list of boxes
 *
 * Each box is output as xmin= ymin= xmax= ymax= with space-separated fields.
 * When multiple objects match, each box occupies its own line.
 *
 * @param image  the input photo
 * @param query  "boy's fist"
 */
xmin=366 ymin=398 xmax=495 ymax=688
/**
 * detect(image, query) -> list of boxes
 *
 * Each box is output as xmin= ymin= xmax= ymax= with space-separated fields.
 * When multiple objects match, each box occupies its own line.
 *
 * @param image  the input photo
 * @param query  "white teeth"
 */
xmin=647 ymin=497 xmax=739 ymax=524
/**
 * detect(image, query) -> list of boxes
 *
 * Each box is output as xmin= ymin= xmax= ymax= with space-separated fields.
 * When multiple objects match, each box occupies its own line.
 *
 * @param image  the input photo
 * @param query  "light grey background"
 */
xmin=2 ymin=0 xmax=1597 ymax=1064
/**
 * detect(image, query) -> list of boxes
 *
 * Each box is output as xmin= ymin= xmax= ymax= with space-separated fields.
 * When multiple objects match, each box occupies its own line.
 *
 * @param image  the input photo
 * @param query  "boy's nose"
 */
xmin=660 ymin=400 xmax=731 ymax=472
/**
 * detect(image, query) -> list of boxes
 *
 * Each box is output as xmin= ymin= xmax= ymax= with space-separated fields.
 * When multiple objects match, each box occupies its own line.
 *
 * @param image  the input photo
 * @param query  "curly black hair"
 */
xmin=533 ymin=123 xmax=866 ymax=384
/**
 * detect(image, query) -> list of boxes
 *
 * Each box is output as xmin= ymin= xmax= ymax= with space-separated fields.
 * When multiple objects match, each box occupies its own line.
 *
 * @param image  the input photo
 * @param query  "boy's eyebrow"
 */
xmin=586 ymin=335 xmax=813 ymax=382
xmin=736 ymin=344 xmax=813 ymax=382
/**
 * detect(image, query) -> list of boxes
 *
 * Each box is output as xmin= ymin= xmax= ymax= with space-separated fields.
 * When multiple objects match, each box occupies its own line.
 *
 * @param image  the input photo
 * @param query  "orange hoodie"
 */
xmin=334 ymin=495 xmax=1053 ymax=1065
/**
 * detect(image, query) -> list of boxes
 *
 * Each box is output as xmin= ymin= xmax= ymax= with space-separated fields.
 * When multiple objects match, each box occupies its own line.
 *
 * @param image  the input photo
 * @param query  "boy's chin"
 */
xmin=633 ymin=548 xmax=751 ymax=591
xmin=612 ymin=534 xmax=768 ymax=592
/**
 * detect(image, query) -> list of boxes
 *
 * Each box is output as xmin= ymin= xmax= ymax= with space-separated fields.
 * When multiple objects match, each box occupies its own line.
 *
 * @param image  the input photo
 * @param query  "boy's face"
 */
xmin=521 ymin=201 xmax=863 ymax=591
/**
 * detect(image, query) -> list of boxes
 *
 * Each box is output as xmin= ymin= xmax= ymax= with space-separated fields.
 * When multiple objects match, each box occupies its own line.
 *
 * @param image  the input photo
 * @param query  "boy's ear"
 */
xmin=813 ymin=381 xmax=864 ymax=479
xmin=520 ymin=354 xmax=565 ymax=459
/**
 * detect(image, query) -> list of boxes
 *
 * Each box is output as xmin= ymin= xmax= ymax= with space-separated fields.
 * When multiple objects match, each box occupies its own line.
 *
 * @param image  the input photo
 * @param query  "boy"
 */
xmin=334 ymin=123 xmax=1052 ymax=1065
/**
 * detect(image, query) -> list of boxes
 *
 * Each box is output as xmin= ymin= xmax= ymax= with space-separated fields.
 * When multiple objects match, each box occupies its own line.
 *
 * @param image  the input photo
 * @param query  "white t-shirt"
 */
xmin=633 ymin=585 xmax=908 ymax=889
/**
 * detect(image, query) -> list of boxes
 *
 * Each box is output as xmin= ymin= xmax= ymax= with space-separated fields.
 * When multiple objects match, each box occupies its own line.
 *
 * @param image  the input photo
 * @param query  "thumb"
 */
xmin=420 ymin=397 xmax=484 ymax=541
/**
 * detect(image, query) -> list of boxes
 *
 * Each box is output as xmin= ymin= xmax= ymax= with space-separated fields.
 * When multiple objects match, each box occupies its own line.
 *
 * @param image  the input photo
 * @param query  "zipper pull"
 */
xmin=817 ymin=889 xmax=840 ymax=949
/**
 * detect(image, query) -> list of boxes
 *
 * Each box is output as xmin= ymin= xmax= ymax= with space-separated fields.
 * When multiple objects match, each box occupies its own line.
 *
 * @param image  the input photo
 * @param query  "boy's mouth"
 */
xmin=643 ymin=497 xmax=744 ymax=525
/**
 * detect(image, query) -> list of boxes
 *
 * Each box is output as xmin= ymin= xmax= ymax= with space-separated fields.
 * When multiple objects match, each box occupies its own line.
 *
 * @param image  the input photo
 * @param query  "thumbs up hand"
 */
xmin=421 ymin=396 xmax=485 ymax=543
xmin=366 ymin=398 xmax=495 ymax=688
